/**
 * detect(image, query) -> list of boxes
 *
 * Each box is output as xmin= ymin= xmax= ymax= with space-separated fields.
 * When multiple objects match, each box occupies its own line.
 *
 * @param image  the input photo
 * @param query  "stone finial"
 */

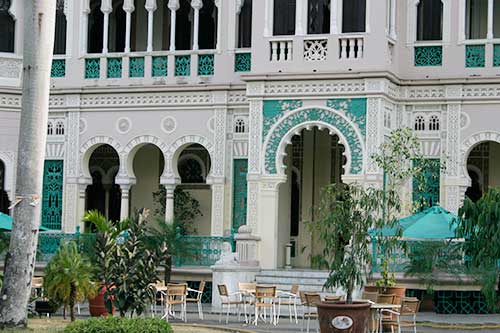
xmin=100 ymin=0 xmax=112 ymax=14
xmin=123 ymin=0 xmax=135 ymax=12
xmin=191 ymin=0 xmax=203 ymax=10
xmin=235 ymin=0 xmax=244 ymax=14
xmin=145 ymin=0 xmax=157 ymax=12
xmin=168 ymin=0 xmax=179 ymax=11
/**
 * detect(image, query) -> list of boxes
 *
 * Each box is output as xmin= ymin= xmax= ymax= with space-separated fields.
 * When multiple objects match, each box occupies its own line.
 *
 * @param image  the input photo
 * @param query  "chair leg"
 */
xmin=219 ymin=304 xmax=223 ymax=323
xmin=306 ymin=316 xmax=311 ymax=333
xmin=226 ymin=303 xmax=231 ymax=324
xmin=294 ymin=303 xmax=298 ymax=324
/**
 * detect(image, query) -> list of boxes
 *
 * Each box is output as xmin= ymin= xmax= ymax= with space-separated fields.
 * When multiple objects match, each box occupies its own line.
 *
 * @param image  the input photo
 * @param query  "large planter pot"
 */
xmin=88 ymin=285 xmax=114 ymax=317
xmin=365 ymin=285 xmax=407 ymax=304
xmin=317 ymin=301 xmax=371 ymax=333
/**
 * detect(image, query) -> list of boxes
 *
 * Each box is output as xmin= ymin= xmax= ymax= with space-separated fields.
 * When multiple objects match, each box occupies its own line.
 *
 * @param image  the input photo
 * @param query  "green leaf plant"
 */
xmin=308 ymin=183 xmax=391 ymax=304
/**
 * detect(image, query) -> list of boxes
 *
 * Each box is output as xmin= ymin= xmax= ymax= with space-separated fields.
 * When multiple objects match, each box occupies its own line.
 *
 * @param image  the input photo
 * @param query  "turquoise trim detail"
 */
xmin=263 ymin=108 xmax=363 ymax=175
xmin=84 ymin=58 xmax=100 ymax=79
xmin=152 ymin=56 xmax=168 ymax=77
xmin=41 ymin=160 xmax=64 ymax=230
xmin=494 ymin=45 xmax=500 ymax=67
xmin=232 ymin=159 xmax=248 ymax=231
xmin=51 ymin=59 xmax=66 ymax=78
xmin=262 ymin=100 xmax=303 ymax=141
xmin=175 ymin=55 xmax=191 ymax=76
xmin=107 ymin=57 xmax=122 ymax=78
xmin=198 ymin=54 xmax=214 ymax=76
xmin=326 ymin=98 xmax=367 ymax=137
xmin=414 ymin=46 xmax=442 ymax=66
xmin=129 ymin=57 xmax=144 ymax=78
xmin=465 ymin=45 xmax=485 ymax=68
xmin=235 ymin=53 xmax=251 ymax=72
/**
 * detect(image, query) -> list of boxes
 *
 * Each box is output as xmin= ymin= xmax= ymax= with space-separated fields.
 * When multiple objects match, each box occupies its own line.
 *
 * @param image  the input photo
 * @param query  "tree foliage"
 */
xmin=308 ymin=183 xmax=388 ymax=303
xmin=44 ymin=242 xmax=97 ymax=321
xmin=153 ymin=187 xmax=202 ymax=234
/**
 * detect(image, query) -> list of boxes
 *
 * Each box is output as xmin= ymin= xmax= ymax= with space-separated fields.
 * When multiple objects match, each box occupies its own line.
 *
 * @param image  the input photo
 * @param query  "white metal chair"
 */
xmin=254 ymin=285 xmax=277 ymax=326
xmin=186 ymin=281 xmax=205 ymax=320
xmin=150 ymin=281 xmax=166 ymax=317
xmin=162 ymin=283 xmax=187 ymax=322
xmin=380 ymin=297 xmax=421 ymax=333
xmin=218 ymin=284 xmax=246 ymax=324
xmin=277 ymin=284 xmax=300 ymax=324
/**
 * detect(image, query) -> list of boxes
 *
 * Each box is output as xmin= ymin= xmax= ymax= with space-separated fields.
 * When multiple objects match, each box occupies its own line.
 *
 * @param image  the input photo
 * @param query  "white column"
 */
xmin=389 ymin=0 xmax=396 ymax=39
xmin=210 ymin=180 xmax=225 ymax=236
xmin=215 ymin=0 xmax=222 ymax=50
xmin=488 ymin=0 xmax=494 ymax=39
xmin=365 ymin=0 xmax=371 ymax=33
xmin=123 ymin=0 xmax=135 ymax=53
xmin=330 ymin=0 xmax=338 ymax=34
xmin=104 ymin=184 xmax=111 ymax=220
xmin=191 ymin=0 xmax=203 ymax=51
xmin=119 ymin=184 xmax=130 ymax=220
xmin=146 ymin=0 xmax=157 ymax=52
xmin=264 ymin=0 xmax=272 ymax=37
xmin=165 ymin=184 xmax=176 ymax=223
xmin=82 ymin=0 xmax=90 ymax=55
xmin=77 ymin=184 xmax=88 ymax=230
xmin=169 ymin=0 xmax=179 ymax=51
xmin=295 ymin=0 xmax=305 ymax=35
xmin=101 ymin=0 xmax=112 ymax=54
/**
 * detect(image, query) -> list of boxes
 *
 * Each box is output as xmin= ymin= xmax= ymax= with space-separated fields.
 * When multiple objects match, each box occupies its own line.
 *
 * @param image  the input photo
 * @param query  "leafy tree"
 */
xmin=44 ymin=242 xmax=97 ymax=321
xmin=456 ymin=188 xmax=500 ymax=311
xmin=153 ymin=187 xmax=202 ymax=234
xmin=308 ymin=183 xmax=392 ymax=303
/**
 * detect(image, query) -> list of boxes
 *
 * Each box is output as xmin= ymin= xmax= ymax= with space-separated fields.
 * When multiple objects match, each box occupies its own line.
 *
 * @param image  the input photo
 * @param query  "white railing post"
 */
xmin=101 ymin=0 xmax=112 ymax=54
xmin=145 ymin=0 xmax=157 ymax=52
xmin=168 ymin=0 xmax=179 ymax=51
xmin=123 ymin=0 xmax=135 ymax=53
xmin=191 ymin=0 xmax=203 ymax=51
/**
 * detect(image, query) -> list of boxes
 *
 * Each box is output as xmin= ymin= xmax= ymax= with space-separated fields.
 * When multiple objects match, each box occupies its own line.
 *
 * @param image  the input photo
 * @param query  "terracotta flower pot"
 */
xmin=88 ymin=284 xmax=114 ymax=317
xmin=364 ymin=285 xmax=407 ymax=304
xmin=317 ymin=301 xmax=371 ymax=333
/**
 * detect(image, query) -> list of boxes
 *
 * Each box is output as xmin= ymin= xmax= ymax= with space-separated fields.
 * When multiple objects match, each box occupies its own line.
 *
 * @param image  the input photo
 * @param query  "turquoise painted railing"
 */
xmin=37 ymin=232 xmax=96 ymax=262
xmin=465 ymin=44 xmax=485 ymax=68
xmin=51 ymin=59 xmax=66 ymax=78
xmin=235 ymin=52 xmax=251 ymax=72
xmin=414 ymin=46 xmax=442 ymax=66
xmin=174 ymin=234 xmax=235 ymax=267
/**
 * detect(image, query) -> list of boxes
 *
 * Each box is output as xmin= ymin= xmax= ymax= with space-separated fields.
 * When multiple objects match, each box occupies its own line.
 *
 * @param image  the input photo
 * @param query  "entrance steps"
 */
xmin=255 ymin=269 xmax=330 ymax=293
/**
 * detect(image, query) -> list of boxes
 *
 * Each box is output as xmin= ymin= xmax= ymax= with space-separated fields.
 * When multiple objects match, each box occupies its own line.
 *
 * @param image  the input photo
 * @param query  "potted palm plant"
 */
xmin=43 ymin=241 xmax=97 ymax=321
xmin=308 ymin=183 xmax=391 ymax=332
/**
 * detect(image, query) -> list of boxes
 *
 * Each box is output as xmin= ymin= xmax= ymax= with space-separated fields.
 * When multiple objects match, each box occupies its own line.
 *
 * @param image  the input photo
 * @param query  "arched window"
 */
xmin=466 ymin=0 xmax=487 ymax=39
xmin=55 ymin=121 xmax=65 ymax=135
xmin=417 ymin=0 xmax=443 ymax=41
xmin=308 ymin=0 xmax=330 ymax=34
xmin=109 ymin=0 xmax=126 ymax=52
xmin=342 ymin=0 xmax=366 ymax=33
xmin=88 ymin=0 xmax=104 ymax=53
xmin=429 ymin=115 xmax=440 ymax=131
xmin=176 ymin=0 xmax=193 ymax=50
xmin=54 ymin=0 xmax=67 ymax=54
xmin=199 ymin=0 xmax=217 ymax=49
xmin=273 ymin=0 xmax=296 ymax=36
xmin=414 ymin=115 xmax=426 ymax=131
xmin=47 ymin=122 xmax=54 ymax=135
xmin=238 ymin=0 xmax=252 ymax=48
xmin=0 ymin=0 xmax=15 ymax=53
xmin=235 ymin=118 xmax=246 ymax=133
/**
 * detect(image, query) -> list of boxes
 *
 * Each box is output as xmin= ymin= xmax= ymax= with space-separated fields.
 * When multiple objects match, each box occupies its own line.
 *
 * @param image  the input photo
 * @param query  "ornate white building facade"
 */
xmin=1 ymin=0 xmax=500 ymax=269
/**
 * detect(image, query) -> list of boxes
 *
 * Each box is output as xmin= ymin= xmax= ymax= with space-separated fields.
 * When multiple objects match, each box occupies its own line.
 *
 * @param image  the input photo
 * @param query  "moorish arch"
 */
xmin=80 ymin=135 xmax=122 ymax=178
xmin=123 ymin=135 xmax=169 ymax=179
xmin=460 ymin=131 xmax=500 ymax=181
xmin=262 ymin=107 xmax=365 ymax=178
xmin=165 ymin=135 xmax=214 ymax=181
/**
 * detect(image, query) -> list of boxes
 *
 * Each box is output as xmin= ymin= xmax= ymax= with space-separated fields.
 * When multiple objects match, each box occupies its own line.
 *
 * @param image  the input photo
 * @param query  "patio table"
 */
xmin=370 ymin=303 xmax=401 ymax=333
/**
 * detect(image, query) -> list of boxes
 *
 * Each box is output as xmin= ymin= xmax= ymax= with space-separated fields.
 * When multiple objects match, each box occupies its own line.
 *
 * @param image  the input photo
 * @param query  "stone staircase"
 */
xmin=255 ymin=269 xmax=331 ymax=294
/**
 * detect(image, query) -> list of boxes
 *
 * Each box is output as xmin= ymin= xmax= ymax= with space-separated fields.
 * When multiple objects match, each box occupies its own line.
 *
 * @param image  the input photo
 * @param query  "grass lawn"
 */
xmin=1 ymin=318 xmax=68 ymax=332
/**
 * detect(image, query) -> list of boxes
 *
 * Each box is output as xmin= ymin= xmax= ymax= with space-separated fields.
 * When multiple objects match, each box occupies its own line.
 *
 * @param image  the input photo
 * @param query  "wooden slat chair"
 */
xmin=162 ymin=283 xmax=187 ymax=322
xmin=254 ymin=285 xmax=277 ymax=326
xmin=380 ymin=297 xmax=421 ymax=333
xmin=277 ymin=284 xmax=300 ymax=324
xmin=218 ymin=284 xmax=246 ymax=324
xmin=302 ymin=293 xmax=321 ymax=333
xmin=186 ymin=281 xmax=205 ymax=320
xmin=362 ymin=291 xmax=379 ymax=303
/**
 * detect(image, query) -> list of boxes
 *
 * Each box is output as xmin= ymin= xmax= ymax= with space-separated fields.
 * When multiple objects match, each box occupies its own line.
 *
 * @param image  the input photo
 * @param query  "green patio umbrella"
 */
xmin=376 ymin=206 xmax=459 ymax=240
xmin=0 ymin=212 xmax=49 ymax=231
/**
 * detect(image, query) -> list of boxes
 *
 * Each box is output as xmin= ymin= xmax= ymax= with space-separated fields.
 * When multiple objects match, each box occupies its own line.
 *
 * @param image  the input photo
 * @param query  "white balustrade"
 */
xmin=339 ymin=36 xmax=364 ymax=59
xmin=269 ymin=39 xmax=293 ymax=62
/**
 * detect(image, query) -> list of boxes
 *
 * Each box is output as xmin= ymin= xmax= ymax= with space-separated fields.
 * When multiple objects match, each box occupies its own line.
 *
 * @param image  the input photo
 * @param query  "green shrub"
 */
xmin=64 ymin=317 xmax=173 ymax=333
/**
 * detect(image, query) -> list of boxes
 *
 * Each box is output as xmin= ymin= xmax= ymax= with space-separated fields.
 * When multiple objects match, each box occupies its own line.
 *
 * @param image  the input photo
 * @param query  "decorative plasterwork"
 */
xmin=262 ymin=100 xmax=303 ymax=140
xmin=233 ymin=142 xmax=248 ymax=157
xmin=46 ymin=143 xmax=65 ymax=159
xmin=446 ymin=104 xmax=461 ymax=177
xmin=80 ymin=92 xmax=213 ymax=108
xmin=212 ymin=109 xmax=227 ymax=177
xmin=248 ymin=100 xmax=263 ymax=174
xmin=262 ymin=107 xmax=365 ymax=175
xmin=261 ymin=80 xmax=365 ymax=97
xmin=366 ymin=98 xmax=382 ymax=174
xmin=0 ymin=58 xmax=22 ymax=79
xmin=326 ymin=98 xmax=367 ymax=137
xmin=165 ymin=134 xmax=214 ymax=179
xmin=420 ymin=141 xmax=441 ymax=158
xmin=460 ymin=131 xmax=500 ymax=178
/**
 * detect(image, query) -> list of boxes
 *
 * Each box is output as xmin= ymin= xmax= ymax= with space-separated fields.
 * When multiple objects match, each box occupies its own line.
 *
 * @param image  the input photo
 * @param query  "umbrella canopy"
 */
xmin=377 ymin=205 xmax=459 ymax=240
xmin=0 ymin=212 xmax=49 ymax=231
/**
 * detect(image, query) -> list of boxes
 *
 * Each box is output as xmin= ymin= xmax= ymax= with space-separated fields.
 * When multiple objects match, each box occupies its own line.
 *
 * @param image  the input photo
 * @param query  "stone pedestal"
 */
xmin=211 ymin=264 xmax=261 ymax=309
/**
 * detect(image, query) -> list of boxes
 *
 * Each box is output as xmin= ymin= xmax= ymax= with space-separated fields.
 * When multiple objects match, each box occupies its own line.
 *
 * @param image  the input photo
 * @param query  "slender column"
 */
xmin=82 ymin=0 xmax=90 ymax=55
xmin=119 ymin=184 xmax=130 ymax=220
xmin=101 ymin=0 xmax=112 ymax=54
xmin=215 ymin=0 xmax=222 ymax=50
xmin=104 ymin=184 xmax=111 ymax=220
xmin=168 ymin=0 xmax=179 ymax=51
xmin=146 ymin=0 xmax=157 ymax=52
xmin=295 ymin=0 xmax=305 ymax=35
xmin=488 ymin=0 xmax=494 ymax=39
xmin=389 ymin=0 xmax=396 ymax=39
xmin=330 ymin=0 xmax=338 ymax=34
xmin=165 ymin=184 xmax=176 ymax=223
xmin=191 ymin=0 xmax=203 ymax=50
xmin=77 ymin=184 xmax=88 ymax=229
xmin=124 ymin=0 xmax=135 ymax=53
